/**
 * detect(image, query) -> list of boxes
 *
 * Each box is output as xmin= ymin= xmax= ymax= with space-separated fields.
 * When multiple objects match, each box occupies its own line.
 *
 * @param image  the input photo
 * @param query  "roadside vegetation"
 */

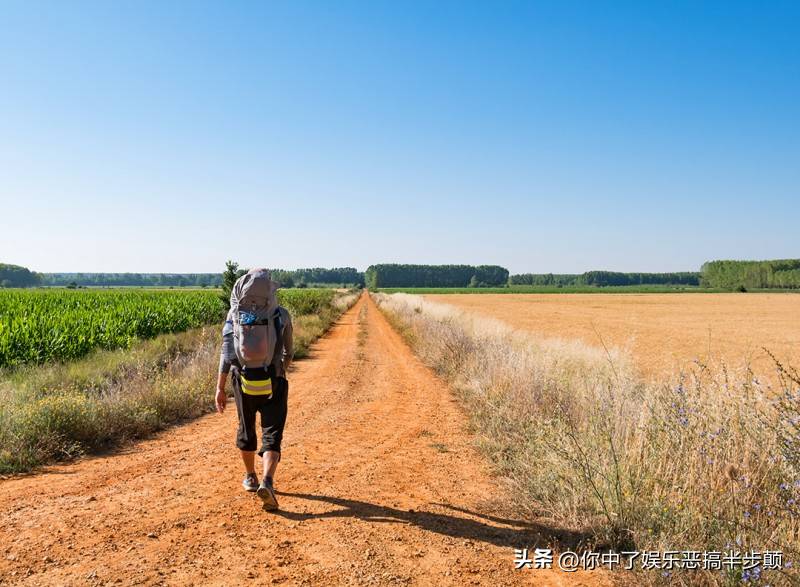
xmin=374 ymin=293 xmax=800 ymax=585
xmin=0 ymin=289 xmax=359 ymax=474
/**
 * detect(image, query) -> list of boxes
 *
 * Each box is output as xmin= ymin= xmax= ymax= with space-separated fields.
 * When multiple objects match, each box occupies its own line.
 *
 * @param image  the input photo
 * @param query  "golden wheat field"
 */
xmin=423 ymin=292 xmax=800 ymax=380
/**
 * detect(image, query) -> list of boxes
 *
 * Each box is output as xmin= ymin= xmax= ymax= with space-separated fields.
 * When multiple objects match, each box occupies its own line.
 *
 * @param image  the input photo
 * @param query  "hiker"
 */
xmin=214 ymin=268 xmax=293 ymax=510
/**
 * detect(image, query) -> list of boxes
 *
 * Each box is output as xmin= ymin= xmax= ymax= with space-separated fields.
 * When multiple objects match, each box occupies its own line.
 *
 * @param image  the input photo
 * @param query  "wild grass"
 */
xmin=0 ymin=326 xmax=219 ymax=474
xmin=374 ymin=293 xmax=800 ymax=585
xmin=0 ymin=290 xmax=360 ymax=474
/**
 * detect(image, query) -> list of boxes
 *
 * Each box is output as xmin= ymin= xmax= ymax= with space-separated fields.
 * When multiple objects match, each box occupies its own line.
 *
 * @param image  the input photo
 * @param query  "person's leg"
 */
xmin=231 ymin=368 xmax=259 ymax=487
xmin=258 ymin=377 xmax=288 ymax=479
xmin=262 ymin=450 xmax=280 ymax=482
xmin=241 ymin=450 xmax=256 ymax=474
xmin=256 ymin=377 xmax=288 ymax=508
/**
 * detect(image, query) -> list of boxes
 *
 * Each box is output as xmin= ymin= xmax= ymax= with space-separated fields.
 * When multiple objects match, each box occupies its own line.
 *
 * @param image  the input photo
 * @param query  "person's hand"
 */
xmin=215 ymin=387 xmax=227 ymax=414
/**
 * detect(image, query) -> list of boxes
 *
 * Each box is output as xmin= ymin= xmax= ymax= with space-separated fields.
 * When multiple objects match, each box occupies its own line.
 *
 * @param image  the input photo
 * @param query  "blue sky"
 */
xmin=1 ymin=1 xmax=797 ymax=273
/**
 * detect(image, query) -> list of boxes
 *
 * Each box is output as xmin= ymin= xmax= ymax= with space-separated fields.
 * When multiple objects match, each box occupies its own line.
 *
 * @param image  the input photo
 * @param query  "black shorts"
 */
xmin=231 ymin=366 xmax=288 ymax=455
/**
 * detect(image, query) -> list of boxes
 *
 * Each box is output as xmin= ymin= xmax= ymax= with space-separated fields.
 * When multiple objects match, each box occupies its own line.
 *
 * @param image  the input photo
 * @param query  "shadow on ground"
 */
xmin=270 ymin=491 xmax=592 ymax=551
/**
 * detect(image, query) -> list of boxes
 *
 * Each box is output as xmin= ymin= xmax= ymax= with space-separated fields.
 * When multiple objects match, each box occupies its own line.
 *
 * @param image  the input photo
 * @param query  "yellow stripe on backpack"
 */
xmin=241 ymin=375 xmax=273 ymax=397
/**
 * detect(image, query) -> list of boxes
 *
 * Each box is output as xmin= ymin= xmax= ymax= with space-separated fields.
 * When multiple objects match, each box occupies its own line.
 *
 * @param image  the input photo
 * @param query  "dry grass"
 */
xmin=375 ymin=293 xmax=800 ymax=585
xmin=423 ymin=292 xmax=800 ymax=381
xmin=0 ymin=326 xmax=220 ymax=474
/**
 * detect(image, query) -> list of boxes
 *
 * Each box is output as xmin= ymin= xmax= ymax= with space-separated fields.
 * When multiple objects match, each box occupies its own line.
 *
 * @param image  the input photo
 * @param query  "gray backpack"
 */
xmin=230 ymin=268 xmax=280 ymax=369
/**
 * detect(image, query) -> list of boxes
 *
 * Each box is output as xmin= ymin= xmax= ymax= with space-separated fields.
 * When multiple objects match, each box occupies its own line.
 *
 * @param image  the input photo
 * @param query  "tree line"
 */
xmin=268 ymin=267 xmax=364 ymax=287
xmin=509 ymin=273 xmax=581 ymax=286
xmin=365 ymin=264 xmax=509 ymax=288
xmin=700 ymin=259 xmax=800 ymax=289
xmin=0 ymin=264 xmax=40 ymax=288
xmin=0 ymin=264 xmax=365 ymax=288
xmin=510 ymin=271 xmax=700 ymax=286
xmin=5 ymin=259 xmax=799 ymax=290
xmin=581 ymin=271 xmax=700 ymax=286
xmin=40 ymin=273 xmax=224 ymax=287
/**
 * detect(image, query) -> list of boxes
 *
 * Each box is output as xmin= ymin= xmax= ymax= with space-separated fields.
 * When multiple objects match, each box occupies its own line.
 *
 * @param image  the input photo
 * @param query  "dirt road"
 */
xmin=0 ymin=294 xmax=607 ymax=586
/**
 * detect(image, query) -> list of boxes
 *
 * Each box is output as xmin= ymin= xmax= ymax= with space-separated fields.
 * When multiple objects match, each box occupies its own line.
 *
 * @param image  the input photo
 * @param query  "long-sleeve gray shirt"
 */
xmin=218 ymin=306 xmax=294 ymax=377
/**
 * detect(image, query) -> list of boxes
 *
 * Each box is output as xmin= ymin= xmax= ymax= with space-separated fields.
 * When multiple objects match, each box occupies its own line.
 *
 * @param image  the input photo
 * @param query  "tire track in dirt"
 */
xmin=0 ymin=294 xmax=610 ymax=586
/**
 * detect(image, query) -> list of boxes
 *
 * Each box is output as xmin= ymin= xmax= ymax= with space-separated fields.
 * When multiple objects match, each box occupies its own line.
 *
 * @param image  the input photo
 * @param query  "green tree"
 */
xmin=0 ymin=263 xmax=41 ymax=287
xmin=701 ymin=259 xmax=800 ymax=289
xmin=220 ymin=261 xmax=247 ymax=309
xmin=364 ymin=264 xmax=509 ymax=288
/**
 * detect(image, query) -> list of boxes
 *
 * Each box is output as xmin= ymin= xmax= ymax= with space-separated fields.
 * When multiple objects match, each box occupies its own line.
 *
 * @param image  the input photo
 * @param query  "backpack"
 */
xmin=230 ymin=268 xmax=281 ymax=369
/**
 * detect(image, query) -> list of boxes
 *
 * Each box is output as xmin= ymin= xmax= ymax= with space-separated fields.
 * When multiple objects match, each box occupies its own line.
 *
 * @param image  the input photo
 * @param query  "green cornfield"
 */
xmin=278 ymin=288 xmax=335 ymax=316
xmin=0 ymin=289 xmax=225 ymax=368
xmin=0 ymin=288 xmax=337 ymax=369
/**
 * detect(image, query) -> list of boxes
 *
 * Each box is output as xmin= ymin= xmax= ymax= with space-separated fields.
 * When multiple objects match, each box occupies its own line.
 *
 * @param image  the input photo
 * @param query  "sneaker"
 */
xmin=242 ymin=472 xmax=259 ymax=492
xmin=257 ymin=479 xmax=278 ymax=510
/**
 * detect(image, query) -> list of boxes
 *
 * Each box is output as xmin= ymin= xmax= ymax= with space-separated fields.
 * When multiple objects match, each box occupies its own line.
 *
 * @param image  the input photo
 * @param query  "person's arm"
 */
xmin=215 ymin=372 xmax=228 ymax=413
xmin=215 ymin=313 xmax=236 ymax=413
xmin=282 ymin=312 xmax=294 ymax=373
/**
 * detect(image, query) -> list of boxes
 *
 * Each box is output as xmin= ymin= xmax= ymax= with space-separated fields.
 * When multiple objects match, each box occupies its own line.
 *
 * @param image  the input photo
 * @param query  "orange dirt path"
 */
xmin=423 ymin=293 xmax=800 ymax=380
xmin=0 ymin=294 xmax=608 ymax=586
